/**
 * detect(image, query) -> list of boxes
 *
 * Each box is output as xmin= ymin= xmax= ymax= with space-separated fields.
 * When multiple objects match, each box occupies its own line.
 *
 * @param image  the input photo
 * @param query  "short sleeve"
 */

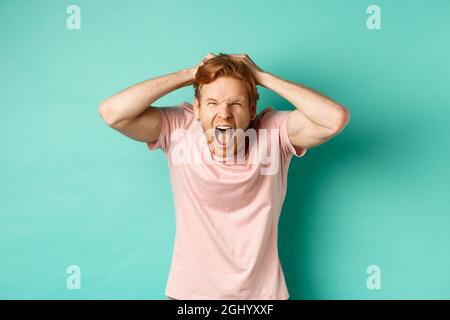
xmin=257 ymin=107 xmax=307 ymax=158
xmin=146 ymin=101 xmax=193 ymax=154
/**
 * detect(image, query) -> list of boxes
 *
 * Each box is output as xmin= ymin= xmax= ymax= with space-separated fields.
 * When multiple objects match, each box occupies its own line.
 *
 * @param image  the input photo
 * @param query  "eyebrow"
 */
xmin=205 ymin=97 xmax=244 ymax=102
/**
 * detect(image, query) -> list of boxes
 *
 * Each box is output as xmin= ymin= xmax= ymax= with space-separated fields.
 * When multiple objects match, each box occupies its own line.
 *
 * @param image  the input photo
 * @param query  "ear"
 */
xmin=193 ymin=96 xmax=200 ymax=120
xmin=250 ymin=104 xmax=257 ymax=120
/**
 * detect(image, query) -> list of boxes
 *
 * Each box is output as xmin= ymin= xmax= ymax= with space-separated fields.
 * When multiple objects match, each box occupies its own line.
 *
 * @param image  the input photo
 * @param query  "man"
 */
xmin=99 ymin=53 xmax=349 ymax=300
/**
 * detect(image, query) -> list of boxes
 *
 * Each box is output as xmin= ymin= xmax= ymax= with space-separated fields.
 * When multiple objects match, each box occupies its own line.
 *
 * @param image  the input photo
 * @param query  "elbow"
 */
xmin=98 ymin=100 xmax=118 ymax=127
xmin=331 ymin=106 xmax=350 ymax=134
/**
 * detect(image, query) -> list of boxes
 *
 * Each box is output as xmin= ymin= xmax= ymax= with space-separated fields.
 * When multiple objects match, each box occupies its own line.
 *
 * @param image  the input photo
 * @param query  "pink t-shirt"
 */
xmin=147 ymin=101 xmax=307 ymax=300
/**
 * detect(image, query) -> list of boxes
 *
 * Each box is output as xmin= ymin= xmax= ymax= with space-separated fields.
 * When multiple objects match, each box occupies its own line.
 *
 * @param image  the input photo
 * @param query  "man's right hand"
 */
xmin=189 ymin=53 xmax=217 ymax=79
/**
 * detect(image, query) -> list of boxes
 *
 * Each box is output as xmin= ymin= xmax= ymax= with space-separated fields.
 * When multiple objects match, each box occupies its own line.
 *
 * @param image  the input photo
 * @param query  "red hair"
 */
xmin=193 ymin=53 xmax=259 ymax=110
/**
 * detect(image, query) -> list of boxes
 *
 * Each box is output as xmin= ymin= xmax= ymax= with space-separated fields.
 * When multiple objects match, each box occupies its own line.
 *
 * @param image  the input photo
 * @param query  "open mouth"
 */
xmin=214 ymin=126 xmax=234 ymax=146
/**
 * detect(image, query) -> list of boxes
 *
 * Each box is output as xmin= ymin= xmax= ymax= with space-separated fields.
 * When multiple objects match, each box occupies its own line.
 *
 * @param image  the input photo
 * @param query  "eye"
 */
xmin=207 ymin=102 xmax=217 ymax=106
xmin=232 ymin=103 xmax=241 ymax=106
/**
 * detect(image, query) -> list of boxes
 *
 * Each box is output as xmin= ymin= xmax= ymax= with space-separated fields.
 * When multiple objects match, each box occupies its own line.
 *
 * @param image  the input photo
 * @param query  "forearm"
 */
xmin=99 ymin=68 xmax=194 ymax=125
xmin=258 ymin=72 xmax=349 ymax=131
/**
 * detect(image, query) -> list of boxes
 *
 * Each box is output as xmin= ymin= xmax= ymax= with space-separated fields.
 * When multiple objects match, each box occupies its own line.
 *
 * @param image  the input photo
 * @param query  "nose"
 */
xmin=216 ymin=102 xmax=232 ymax=119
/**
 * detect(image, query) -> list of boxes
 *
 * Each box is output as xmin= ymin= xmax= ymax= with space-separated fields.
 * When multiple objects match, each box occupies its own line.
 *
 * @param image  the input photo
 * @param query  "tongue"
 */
xmin=217 ymin=129 xmax=233 ymax=145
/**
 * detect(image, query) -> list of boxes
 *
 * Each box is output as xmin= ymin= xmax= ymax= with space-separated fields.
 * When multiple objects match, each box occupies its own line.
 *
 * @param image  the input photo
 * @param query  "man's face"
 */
xmin=194 ymin=77 xmax=256 ymax=157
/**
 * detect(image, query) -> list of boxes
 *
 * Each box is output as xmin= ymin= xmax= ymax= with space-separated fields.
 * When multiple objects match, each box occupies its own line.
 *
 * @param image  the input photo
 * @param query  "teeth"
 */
xmin=216 ymin=126 xmax=232 ymax=130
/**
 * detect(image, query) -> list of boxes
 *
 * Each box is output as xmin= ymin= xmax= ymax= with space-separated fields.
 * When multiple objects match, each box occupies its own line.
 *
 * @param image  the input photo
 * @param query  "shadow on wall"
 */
xmin=264 ymin=96 xmax=386 ymax=299
xmin=279 ymin=134 xmax=358 ymax=300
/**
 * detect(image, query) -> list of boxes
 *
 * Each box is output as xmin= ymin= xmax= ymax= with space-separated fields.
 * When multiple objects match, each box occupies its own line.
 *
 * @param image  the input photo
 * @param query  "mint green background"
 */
xmin=1 ymin=0 xmax=449 ymax=299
